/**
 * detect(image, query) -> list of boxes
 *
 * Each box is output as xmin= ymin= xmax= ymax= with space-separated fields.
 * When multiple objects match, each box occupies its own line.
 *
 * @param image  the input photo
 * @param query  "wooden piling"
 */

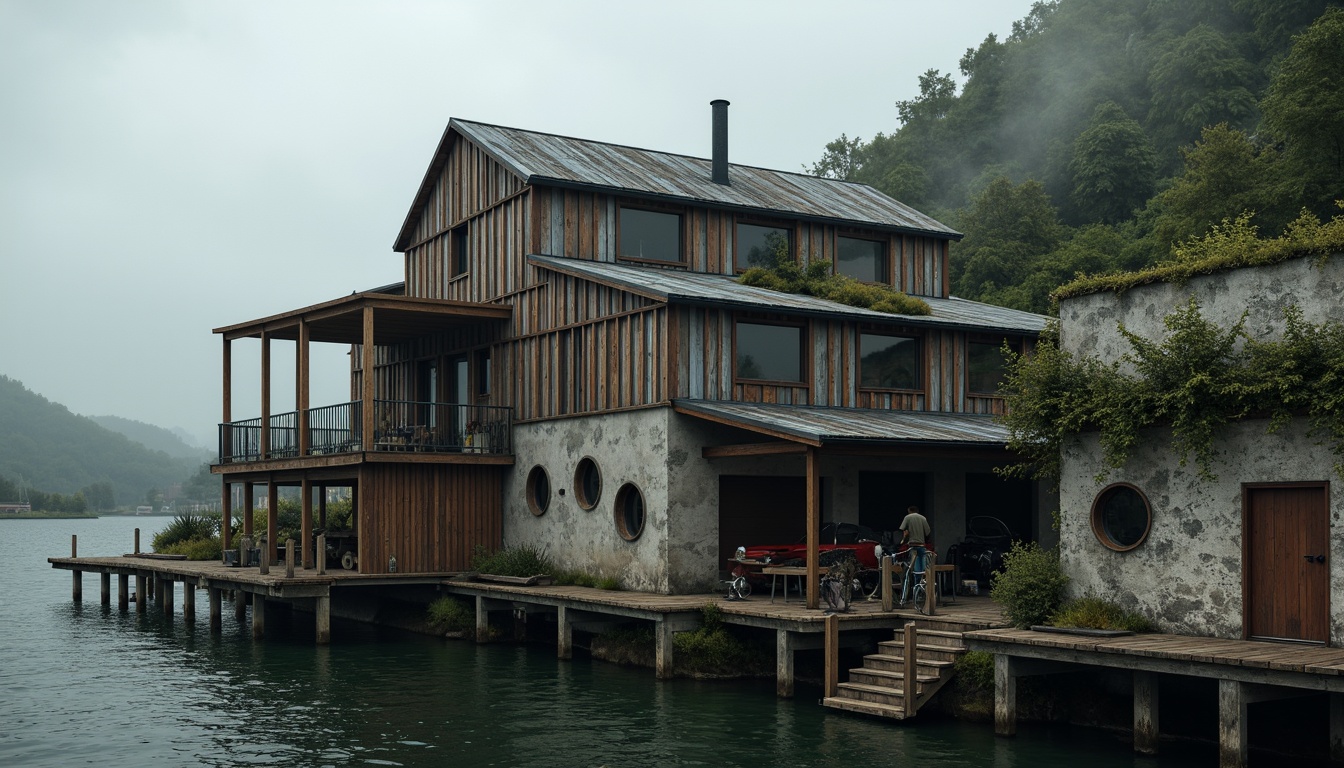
xmin=655 ymin=619 xmax=675 ymax=680
xmin=71 ymin=535 xmax=81 ymax=601
xmin=100 ymin=572 xmax=110 ymax=606
xmin=995 ymin=654 xmax=1017 ymax=736
xmin=285 ymin=539 xmax=295 ymax=578
xmin=316 ymin=534 xmax=326 ymax=576
xmin=234 ymin=587 xmax=246 ymax=621
xmin=135 ymin=572 xmax=146 ymax=614
xmin=161 ymin=577 xmax=174 ymax=616
xmin=823 ymin=613 xmax=839 ymax=698
xmin=881 ymin=555 xmax=893 ymax=612
xmin=1134 ymin=670 xmax=1159 ymax=754
xmin=315 ymin=594 xmax=330 ymax=645
xmin=776 ymin=628 xmax=795 ymax=698
xmin=117 ymin=573 xmax=128 ymax=611
xmin=1218 ymin=679 xmax=1247 ymax=768
xmin=924 ymin=552 xmax=936 ymax=616
xmin=208 ymin=586 xmax=221 ymax=632
xmin=183 ymin=583 xmax=195 ymax=624
xmin=252 ymin=594 xmax=266 ymax=639
xmin=134 ymin=528 xmax=140 ymax=555
xmin=557 ymin=605 xmax=572 ymax=659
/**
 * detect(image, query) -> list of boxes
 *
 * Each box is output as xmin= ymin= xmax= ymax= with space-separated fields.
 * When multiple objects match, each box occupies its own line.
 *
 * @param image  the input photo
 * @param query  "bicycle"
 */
xmin=895 ymin=547 xmax=931 ymax=614
xmin=723 ymin=566 xmax=751 ymax=600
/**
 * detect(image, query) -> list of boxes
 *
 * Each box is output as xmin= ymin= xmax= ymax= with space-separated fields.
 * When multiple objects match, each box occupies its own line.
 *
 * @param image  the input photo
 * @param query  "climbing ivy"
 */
xmin=1000 ymin=298 xmax=1344 ymax=483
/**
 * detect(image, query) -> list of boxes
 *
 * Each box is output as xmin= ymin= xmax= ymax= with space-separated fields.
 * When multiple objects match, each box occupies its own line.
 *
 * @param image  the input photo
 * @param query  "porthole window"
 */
xmin=1091 ymin=483 xmax=1152 ymax=552
xmin=574 ymin=457 xmax=602 ymax=510
xmin=526 ymin=465 xmax=550 ymax=516
xmin=615 ymin=483 xmax=645 ymax=541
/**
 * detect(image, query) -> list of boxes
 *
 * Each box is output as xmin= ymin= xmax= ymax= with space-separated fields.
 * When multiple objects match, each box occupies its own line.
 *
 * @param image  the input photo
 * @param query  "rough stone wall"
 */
xmin=1057 ymin=254 xmax=1344 ymax=641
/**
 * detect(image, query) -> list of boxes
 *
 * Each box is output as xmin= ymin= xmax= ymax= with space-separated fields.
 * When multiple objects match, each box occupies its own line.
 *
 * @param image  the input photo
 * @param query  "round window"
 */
xmin=615 ymin=483 xmax=645 ymax=541
xmin=574 ymin=457 xmax=602 ymax=510
xmin=526 ymin=465 xmax=550 ymax=516
xmin=1091 ymin=483 xmax=1151 ymax=551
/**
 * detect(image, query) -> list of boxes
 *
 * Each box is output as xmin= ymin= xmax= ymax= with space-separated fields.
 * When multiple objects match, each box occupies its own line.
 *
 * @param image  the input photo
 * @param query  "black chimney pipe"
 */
xmin=711 ymin=99 xmax=730 ymax=185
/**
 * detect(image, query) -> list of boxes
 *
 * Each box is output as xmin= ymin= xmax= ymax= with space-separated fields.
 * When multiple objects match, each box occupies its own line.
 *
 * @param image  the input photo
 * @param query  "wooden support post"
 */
xmin=995 ymin=654 xmax=1017 ymax=737
xmin=221 ymin=480 xmax=232 ymax=553
xmin=805 ymin=446 xmax=819 ymax=610
xmin=924 ymin=552 xmax=936 ymax=616
xmin=776 ymin=628 xmax=795 ymax=698
xmin=300 ymin=478 xmax=313 ymax=569
xmin=71 ymin=535 xmax=81 ymax=602
xmin=513 ymin=609 xmax=527 ymax=642
xmin=252 ymin=594 xmax=266 ymax=640
xmin=315 ymin=594 xmax=331 ymax=645
xmin=557 ymin=605 xmax=572 ymax=660
xmin=146 ymin=571 xmax=154 ymax=600
xmin=475 ymin=595 xmax=489 ymax=642
xmin=1330 ymin=693 xmax=1344 ymax=765
xmin=316 ymin=534 xmax=327 ymax=576
xmin=1218 ymin=679 xmax=1247 ymax=768
xmin=135 ymin=573 xmax=146 ymax=614
xmin=161 ymin=577 xmax=174 ymax=616
xmin=361 ymin=306 xmax=375 ymax=452
xmin=243 ymin=483 xmax=254 ymax=539
xmin=208 ymin=587 xmax=221 ymax=632
xmin=260 ymin=330 xmax=270 ymax=458
xmin=655 ymin=619 xmax=675 ymax=680
xmin=234 ymin=587 xmax=246 ymax=621
xmin=100 ymin=572 xmax=110 ymax=606
xmin=118 ymin=574 xmax=128 ymax=611
xmin=285 ymin=538 xmax=295 ymax=578
xmin=881 ymin=555 xmax=893 ymax=612
xmin=266 ymin=482 xmax=278 ymax=566
xmin=134 ymin=528 xmax=140 ymax=555
xmin=298 ymin=318 xmax=310 ymax=457
xmin=823 ymin=613 xmax=839 ymax=698
xmin=183 ymin=583 xmax=195 ymax=624
xmin=903 ymin=622 xmax=918 ymax=716
xmin=1134 ymin=670 xmax=1159 ymax=755
xmin=259 ymin=548 xmax=270 ymax=575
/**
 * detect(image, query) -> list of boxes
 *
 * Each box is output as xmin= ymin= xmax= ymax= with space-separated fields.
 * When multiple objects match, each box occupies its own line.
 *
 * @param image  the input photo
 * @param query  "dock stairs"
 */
xmin=822 ymin=617 xmax=973 ymax=720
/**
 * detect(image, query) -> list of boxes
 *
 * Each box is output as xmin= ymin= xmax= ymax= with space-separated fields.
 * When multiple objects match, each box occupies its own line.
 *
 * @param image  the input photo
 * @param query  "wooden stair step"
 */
xmin=866 ymin=651 xmax=957 ymax=668
xmin=823 ymin=695 xmax=908 ymax=720
xmin=848 ymin=667 xmax=939 ymax=685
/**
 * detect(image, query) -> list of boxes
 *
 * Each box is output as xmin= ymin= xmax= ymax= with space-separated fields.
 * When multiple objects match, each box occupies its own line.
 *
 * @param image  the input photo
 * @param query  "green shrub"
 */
xmin=152 ymin=513 xmax=220 ymax=551
xmin=554 ymin=569 xmax=596 ymax=587
xmin=594 ymin=576 xmax=621 ymax=590
xmin=673 ymin=603 xmax=772 ymax=676
xmin=158 ymin=536 xmax=222 ymax=561
xmin=990 ymin=541 xmax=1068 ymax=628
xmin=955 ymin=650 xmax=995 ymax=691
xmin=737 ymin=254 xmax=932 ymax=316
xmin=427 ymin=596 xmax=475 ymax=634
xmin=1050 ymin=595 xmax=1155 ymax=632
xmin=470 ymin=544 xmax=553 ymax=577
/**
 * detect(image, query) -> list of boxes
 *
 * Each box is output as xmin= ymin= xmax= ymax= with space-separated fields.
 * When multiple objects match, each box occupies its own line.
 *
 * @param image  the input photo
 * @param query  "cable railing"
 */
xmin=218 ymin=400 xmax=511 ymax=462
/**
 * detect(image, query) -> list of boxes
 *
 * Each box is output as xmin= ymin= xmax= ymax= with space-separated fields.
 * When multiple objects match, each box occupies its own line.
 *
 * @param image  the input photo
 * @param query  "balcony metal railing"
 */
xmin=218 ymin=400 xmax=511 ymax=463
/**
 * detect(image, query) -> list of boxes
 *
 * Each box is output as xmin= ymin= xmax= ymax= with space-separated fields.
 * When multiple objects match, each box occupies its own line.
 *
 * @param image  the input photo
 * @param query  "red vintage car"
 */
xmin=732 ymin=523 xmax=889 ymax=572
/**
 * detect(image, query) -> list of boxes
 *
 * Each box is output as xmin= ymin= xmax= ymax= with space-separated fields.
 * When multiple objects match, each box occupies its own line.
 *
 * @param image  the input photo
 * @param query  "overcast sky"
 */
xmin=1 ymin=0 xmax=1037 ymax=448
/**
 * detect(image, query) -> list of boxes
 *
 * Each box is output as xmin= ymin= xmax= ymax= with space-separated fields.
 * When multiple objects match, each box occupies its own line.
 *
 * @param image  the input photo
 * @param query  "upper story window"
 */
xmin=838 ymin=236 xmax=887 ymax=283
xmin=735 ymin=321 xmax=804 ymax=383
xmin=450 ymin=224 xmax=468 ymax=278
xmin=860 ymin=333 xmax=920 ymax=390
xmin=968 ymin=339 xmax=1012 ymax=394
xmin=736 ymin=223 xmax=791 ymax=271
xmin=619 ymin=207 xmax=682 ymax=264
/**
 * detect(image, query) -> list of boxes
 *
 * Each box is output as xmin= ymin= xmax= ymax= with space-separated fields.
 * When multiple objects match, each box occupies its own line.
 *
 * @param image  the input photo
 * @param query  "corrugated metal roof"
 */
xmin=452 ymin=119 xmax=959 ymax=238
xmin=674 ymin=399 xmax=1011 ymax=446
xmin=529 ymin=255 xmax=1049 ymax=335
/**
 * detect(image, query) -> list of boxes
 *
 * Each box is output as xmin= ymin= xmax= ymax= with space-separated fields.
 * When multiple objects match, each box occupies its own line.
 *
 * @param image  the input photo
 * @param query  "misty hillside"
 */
xmin=815 ymin=0 xmax=1343 ymax=314
xmin=91 ymin=415 xmax=212 ymax=462
xmin=0 ymin=375 xmax=199 ymax=505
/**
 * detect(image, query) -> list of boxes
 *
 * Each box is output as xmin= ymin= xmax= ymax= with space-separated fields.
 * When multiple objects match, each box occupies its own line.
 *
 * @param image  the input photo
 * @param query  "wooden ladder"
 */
xmin=822 ymin=618 xmax=968 ymax=720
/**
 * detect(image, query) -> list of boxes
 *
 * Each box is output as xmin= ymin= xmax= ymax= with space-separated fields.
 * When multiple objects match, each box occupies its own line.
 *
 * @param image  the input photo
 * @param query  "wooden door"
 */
xmin=1244 ymin=483 xmax=1330 ymax=643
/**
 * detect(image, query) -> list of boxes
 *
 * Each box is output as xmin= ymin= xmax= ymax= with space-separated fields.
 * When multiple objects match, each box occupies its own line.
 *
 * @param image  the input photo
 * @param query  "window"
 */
xmin=526 ymin=466 xmax=550 ymax=516
xmin=838 ymin=236 xmax=887 ymax=283
xmin=735 ymin=223 xmax=791 ymax=271
xmin=614 ymin=483 xmax=646 ymax=541
xmin=619 ymin=207 xmax=681 ymax=263
xmin=574 ymin=457 xmax=602 ymax=510
xmin=968 ymin=340 xmax=1010 ymax=394
xmin=860 ymin=334 xmax=920 ymax=390
xmin=735 ymin=322 xmax=804 ymax=383
xmin=474 ymin=349 xmax=491 ymax=399
xmin=1091 ymin=483 xmax=1151 ymax=551
xmin=450 ymin=224 xmax=468 ymax=278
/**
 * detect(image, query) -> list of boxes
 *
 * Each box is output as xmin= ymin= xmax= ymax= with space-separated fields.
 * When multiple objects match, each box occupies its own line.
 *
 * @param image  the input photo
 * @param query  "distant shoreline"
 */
xmin=0 ymin=512 xmax=100 ymax=520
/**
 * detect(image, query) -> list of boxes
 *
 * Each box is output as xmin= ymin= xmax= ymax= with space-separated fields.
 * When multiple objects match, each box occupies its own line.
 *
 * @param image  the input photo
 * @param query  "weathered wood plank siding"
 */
xmin=356 ymin=463 xmax=502 ymax=574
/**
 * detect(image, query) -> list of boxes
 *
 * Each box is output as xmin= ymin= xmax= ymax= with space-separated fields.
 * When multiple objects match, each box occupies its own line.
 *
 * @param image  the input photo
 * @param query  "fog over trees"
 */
xmin=812 ymin=0 xmax=1344 ymax=314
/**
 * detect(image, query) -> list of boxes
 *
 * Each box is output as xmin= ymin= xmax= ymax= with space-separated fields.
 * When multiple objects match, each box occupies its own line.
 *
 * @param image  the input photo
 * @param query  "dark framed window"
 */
xmin=619 ymin=207 xmax=682 ymax=263
xmin=574 ymin=457 xmax=602 ymax=510
xmin=968 ymin=339 xmax=1011 ymax=394
xmin=450 ymin=224 xmax=468 ymax=278
xmin=735 ymin=321 xmax=804 ymax=383
xmin=1091 ymin=483 xmax=1152 ymax=551
xmin=838 ymin=236 xmax=887 ymax=283
xmin=735 ymin=222 xmax=791 ymax=271
xmin=860 ymin=334 xmax=920 ymax=390
xmin=526 ymin=465 xmax=550 ymax=516
xmin=474 ymin=349 xmax=491 ymax=399
xmin=614 ymin=483 xmax=646 ymax=541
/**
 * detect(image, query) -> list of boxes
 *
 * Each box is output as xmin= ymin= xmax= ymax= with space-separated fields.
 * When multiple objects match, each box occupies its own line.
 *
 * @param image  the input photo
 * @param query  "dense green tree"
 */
xmin=1068 ymin=102 xmax=1159 ymax=224
xmin=1260 ymin=7 xmax=1344 ymax=217
xmin=1146 ymin=24 xmax=1259 ymax=154
xmin=951 ymin=178 xmax=1063 ymax=302
xmin=81 ymin=482 xmax=115 ymax=511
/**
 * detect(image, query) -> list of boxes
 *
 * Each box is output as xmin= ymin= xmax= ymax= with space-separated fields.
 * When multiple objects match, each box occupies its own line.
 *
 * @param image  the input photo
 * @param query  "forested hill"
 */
xmin=91 ymin=415 xmax=211 ymax=462
xmin=814 ymin=0 xmax=1343 ymax=314
xmin=0 ymin=375 xmax=199 ymax=507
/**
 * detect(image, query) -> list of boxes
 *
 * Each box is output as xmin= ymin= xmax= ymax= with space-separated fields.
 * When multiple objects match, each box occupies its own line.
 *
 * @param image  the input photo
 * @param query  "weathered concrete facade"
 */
xmin=505 ymin=406 xmax=1057 ymax=594
xmin=1057 ymin=254 xmax=1344 ymax=642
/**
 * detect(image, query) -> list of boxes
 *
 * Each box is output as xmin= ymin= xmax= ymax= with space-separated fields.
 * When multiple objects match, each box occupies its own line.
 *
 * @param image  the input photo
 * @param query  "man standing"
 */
xmin=899 ymin=505 xmax=932 ymax=604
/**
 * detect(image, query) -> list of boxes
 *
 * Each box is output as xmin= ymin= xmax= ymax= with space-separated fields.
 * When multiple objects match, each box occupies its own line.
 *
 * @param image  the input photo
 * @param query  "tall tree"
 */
xmin=951 ymin=178 xmax=1063 ymax=302
xmin=1146 ymin=24 xmax=1259 ymax=154
xmin=1068 ymin=102 xmax=1159 ymax=224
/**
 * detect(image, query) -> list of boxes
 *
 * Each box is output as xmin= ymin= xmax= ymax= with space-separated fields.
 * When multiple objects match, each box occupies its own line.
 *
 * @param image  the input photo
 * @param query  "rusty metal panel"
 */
xmin=674 ymin=399 xmax=1010 ymax=446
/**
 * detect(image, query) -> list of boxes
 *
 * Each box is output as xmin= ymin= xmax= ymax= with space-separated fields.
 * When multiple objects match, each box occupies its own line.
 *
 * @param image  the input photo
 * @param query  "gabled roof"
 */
xmin=395 ymin=118 xmax=960 ymax=250
xmin=529 ymin=255 xmax=1049 ymax=335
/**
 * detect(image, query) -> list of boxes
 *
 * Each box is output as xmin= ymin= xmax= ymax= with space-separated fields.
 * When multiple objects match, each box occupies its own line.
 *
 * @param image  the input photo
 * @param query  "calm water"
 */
xmin=0 ymin=517 xmax=1211 ymax=767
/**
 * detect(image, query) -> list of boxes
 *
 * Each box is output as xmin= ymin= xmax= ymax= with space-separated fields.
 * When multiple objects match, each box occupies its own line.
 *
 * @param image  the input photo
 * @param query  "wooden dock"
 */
xmin=966 ymin=627 xmax=1344 ymax=767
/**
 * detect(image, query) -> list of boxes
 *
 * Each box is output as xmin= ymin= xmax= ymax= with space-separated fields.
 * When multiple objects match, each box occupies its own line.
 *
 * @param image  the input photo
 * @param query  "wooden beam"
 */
xmin=260 ymin=330 xmax=270 ymax=458
xmin=221 ymin=337 xmax=231 ymax=425
xmin=267 ymin=481 xmax=278 ymax=566
xmin=806 ymin=445 xmax=819 ymax=610
xmin=298 ymin=319 xmax=310 ymax=456
xmin=361 ymin=306 xmax=374 ymax=452
xmin=702 ymin=442 xmax=809 ymax=458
